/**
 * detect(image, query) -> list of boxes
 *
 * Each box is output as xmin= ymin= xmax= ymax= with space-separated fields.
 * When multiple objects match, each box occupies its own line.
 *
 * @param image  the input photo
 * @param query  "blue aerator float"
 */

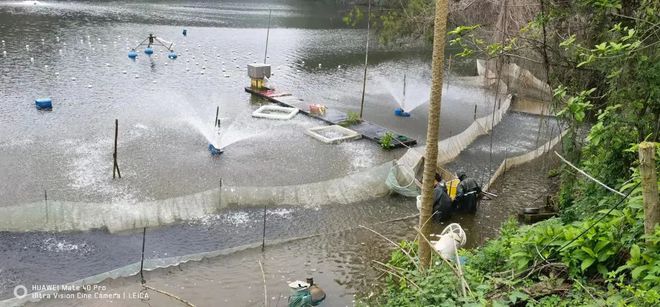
xmin=128 ymin=33 xmax=178 ymax=61
xmin=208 ymin=144 xmax=223 ymax=156
xmin=35 ymin=98 xmax=52 ymax=110
xmin=394 ymin=107 xmax=411 ymax=117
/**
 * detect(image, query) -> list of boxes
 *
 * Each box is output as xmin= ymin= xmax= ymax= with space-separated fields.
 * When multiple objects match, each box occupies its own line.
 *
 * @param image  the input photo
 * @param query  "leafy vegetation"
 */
xmin=340 ymin=111 xmax=362 ymax=127
xmin=360 ymin=176 xmax=660 ymax=306
xmin=353 ymin=0 xmax=660 ymax=305
xmin=379 ymin=131 xmax=395 ymax=150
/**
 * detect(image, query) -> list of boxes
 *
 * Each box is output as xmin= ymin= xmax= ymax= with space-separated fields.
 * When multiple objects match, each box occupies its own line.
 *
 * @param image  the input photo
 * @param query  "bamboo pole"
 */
xmin=215 ymin=106 xmax=219 ymax=127
xmin=264 ymin=9 xmax=272 ymax=64
xmin=113 ymin=119 xmax=121 ymax=179
xmin=639 ymin=142 xmax=658 ymax=236
xmin=418 ymin=0 xmax=449 ymax=271
xmin=358 ymin=0 xmax=371 ymax=119
xmin=44 ymin=190 xmax=48 ymax=223
xmin=140 ymin=227 xmax=147 ymax=284
xmin=261 ymin=205 xmax=267 ymax=252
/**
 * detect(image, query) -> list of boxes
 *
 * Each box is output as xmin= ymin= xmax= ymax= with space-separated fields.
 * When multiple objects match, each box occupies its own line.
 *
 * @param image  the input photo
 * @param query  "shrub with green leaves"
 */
xmin=379 ymin=132 xmax=396 ymax=150
xmin=340 ymin=111 xmax=362 ymax=127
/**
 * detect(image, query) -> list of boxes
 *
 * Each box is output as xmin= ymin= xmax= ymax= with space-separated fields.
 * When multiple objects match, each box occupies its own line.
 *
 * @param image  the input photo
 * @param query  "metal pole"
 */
xmin=264 ymin=9 xmax=272 ymax=63
xmin=113 ymin=119 xmax=121 ymax=179
xmin=140 ymin=227 xmax=147 ymax=284
xmin=402 ymin=73 xmax=406 ymax=110
xmin=215 ymin=106 xmax=219 ymax=127
xmin=44 ymin=190 xmax=48 ymax=223
xmin=261 ymin=205 xmax=267 ymax=252
xmin=358 ymin=0 xmax=371 ymax=119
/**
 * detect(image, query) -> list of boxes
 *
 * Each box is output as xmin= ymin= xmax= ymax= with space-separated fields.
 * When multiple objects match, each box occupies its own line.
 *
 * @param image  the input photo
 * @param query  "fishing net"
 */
xmin=385 ymin=163 xmax=420 ymax=197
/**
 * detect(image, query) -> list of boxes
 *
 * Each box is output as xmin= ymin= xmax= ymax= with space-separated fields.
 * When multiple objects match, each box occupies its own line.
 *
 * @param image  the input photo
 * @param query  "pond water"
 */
xmin=24 ymin=155 xmax=559 ymax=307
xmin=0 ymin=0 xmax=494 ymax=205
xmin=0 ymin=1 xmax=551 ymax=305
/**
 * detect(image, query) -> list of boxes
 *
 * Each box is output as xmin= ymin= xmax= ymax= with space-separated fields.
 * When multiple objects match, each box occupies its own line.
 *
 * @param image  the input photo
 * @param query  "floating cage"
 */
xmin=305 ymin=125 xmax=361 ymax=144
xmin=251 ymin=105 xmax=299 ymax=120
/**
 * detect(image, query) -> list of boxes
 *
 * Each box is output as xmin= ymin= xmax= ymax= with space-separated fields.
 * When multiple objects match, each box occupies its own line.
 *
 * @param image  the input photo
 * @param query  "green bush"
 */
xmin=340 ymin=111 xmax=362 ymax=127
xmin=379 ymin=132 xmax=396 ymax=150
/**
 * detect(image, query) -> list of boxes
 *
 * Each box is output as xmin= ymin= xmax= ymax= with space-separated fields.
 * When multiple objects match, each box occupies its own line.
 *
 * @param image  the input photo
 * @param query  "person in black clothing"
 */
xmin=454 ymin=172 xmax=481 ymax=213
xmin=432 ymin=174 xmax=453 ymax=221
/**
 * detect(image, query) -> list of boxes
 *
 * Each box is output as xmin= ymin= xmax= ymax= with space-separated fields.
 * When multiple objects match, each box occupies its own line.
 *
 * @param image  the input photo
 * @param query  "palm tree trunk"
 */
xmin=418 ymin=0 xmax=449 ymax=271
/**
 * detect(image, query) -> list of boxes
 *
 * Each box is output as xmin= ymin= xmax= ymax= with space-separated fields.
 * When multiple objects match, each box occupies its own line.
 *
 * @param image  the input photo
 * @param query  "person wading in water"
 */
xmin=454 ymin=171 xmax=481 ymax=213
xmin=432 ymin=174 xmax=453 ymax=221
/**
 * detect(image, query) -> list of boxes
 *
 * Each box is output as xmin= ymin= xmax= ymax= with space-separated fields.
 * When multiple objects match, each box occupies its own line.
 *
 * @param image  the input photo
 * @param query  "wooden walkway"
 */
xmin=245 ymin=87 xmax=417 ymax=148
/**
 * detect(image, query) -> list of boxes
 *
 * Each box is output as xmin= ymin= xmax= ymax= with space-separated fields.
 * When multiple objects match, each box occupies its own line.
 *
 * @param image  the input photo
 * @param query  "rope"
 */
xmin=142 ymin=284 xmax=196 ymax=307
xmin=552 ymin=182 xmax=640 ymax=255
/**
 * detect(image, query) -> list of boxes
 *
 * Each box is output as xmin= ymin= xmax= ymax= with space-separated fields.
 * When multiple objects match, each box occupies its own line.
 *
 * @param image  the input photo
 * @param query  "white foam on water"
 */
xmin=223 ymin=211 xmax=250 ymax=226
xmin=375 ymin=74 xmax=430 ymax=112
xmin=267 ymin=208 xmax=293 ymax=219
xmin=62 ymin=134 xmax=143 ymax=203
xmin=214 ymin=110 xmax=298 ymax=149
xmin=339 ymin=141 xmax=376 ymax=170
xmin=134 ymin=123 xmax=148 ymax=130
xmin=41 ymin=237 xmax=92 ymax=254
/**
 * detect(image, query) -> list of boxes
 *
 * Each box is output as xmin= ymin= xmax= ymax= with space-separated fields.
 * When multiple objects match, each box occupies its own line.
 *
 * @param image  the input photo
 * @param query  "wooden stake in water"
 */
xmin=215 ymin=106 xmax=219 ymax=127
xmin=113 ymin=119 xmax=121 ymax=179
xmin=263 ymin=9 xmax=272 ymax=64
xmin=402 ymin=73 xmax=406 ymax=109
xmin=44 ymin=190 xmax=48 ymax=223
xmin=358 ymin=0 xmax=371 ymax=119
xmin=474 ymin=104 xmax=478 ymax=120
xmin=261 ymin=205 xmax=267 ymax=252
xmin=140 ymin=227 xmax=147 ymax=284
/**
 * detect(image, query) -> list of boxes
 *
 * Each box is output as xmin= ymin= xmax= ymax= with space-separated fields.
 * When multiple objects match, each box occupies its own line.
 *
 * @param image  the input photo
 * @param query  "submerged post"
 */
xmin=474 ymin=105 xmax=477 ymax=120
xmin=113 ymin=119 xmax=121 ymax=179
xmin=261 ymin=205 xmax=267 ymax=252
xmin=264 ymin=9 xmax=272 ymax=63
xmin=140 ymin=227 xmax=147 ymax=284
xmin=639 ymin=142 xmax=658 ymax=237
xmin=44 ymin=190 xmax=48 ymax=223
xmin=215 ymin=106 xmax=219 ymax=127
xmin=358 ymin=0 xmax=371 ymax=119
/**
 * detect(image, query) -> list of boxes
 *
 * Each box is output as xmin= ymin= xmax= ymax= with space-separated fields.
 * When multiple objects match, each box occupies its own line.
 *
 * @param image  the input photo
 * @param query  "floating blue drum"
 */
xmin=394 ymin=108 xmax=411 ymax=117
xmin=208 ymin=144 xmax=223 ymax=156
xmin=168 ymin=51 xmax=177 ymax=59
xmin=144 ymin=47 xmax=154 ymax=55
xmin=35 ymin=98 xmax=52 ymax=110
xmin=128 ymin=50 xmax=138 ymax=59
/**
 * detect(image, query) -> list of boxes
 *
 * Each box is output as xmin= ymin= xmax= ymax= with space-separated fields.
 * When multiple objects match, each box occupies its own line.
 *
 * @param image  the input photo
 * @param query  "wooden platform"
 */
xmin=245 ymin=87 xmax=417 ymax=148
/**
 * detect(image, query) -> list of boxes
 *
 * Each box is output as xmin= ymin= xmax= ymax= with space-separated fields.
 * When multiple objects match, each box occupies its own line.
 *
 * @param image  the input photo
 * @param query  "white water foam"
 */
xmin=41 ymin=237 xmax=93 ymax=254
xmin=266 ymin=208 xmax=294 ymax=219
xmin=375 ymin=75 xmax=430 ymax=112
